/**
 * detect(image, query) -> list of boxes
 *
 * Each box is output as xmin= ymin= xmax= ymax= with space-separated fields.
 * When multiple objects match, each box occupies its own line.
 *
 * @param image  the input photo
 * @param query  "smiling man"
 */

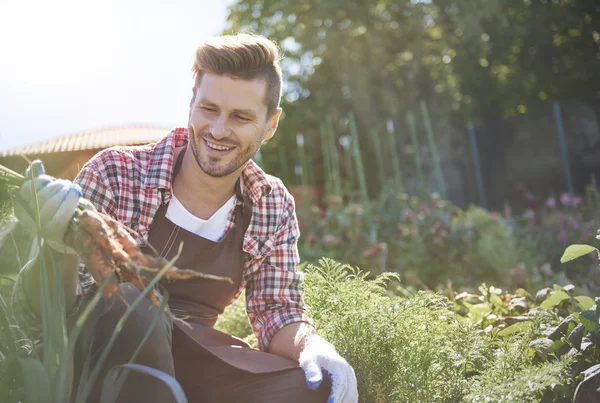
xmin=11 ymin=33 xmax=358 ymax=403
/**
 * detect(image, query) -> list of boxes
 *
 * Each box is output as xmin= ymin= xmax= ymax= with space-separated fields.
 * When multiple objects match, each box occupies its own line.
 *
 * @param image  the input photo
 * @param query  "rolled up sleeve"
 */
xmin=245 ymin=195 xmax=314 ymax=351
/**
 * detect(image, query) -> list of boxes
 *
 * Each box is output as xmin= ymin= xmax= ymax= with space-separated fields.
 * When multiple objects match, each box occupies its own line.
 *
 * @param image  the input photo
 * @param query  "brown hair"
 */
xmin=192 ymin=33 xmax=283 ymax=118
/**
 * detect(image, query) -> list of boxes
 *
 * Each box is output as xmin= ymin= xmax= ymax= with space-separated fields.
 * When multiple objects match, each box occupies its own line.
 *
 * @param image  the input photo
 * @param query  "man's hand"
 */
xmin=13 ymin=160 xmax=81 ymax=254
xmin=299 ymin=335 xmax=358 ymax=403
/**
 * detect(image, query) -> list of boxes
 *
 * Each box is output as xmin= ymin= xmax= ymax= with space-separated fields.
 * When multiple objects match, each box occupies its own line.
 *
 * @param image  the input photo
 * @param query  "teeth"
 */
xmin=206 ymin=141 xmax=232 ymax=151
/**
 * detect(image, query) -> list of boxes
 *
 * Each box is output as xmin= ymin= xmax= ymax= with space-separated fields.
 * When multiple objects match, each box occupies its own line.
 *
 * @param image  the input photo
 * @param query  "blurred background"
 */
xmin=1 ymin=0 xmax=600 ymax=292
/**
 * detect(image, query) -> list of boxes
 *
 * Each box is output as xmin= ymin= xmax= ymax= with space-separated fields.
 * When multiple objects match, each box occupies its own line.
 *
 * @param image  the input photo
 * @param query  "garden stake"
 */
xmin=386 ymin=119 xmax=405 ymax=193
xmin=340 ymin=134 xmax=355 ymax=200
xmin=467 ymin=122 xmax=487 ymax=208
xmin=319 ymin=122 xmax=332 ymax=199
xmin=278 ymin=147 xmax=290 ymax=185
xmin=553 ymin=101 xmax=574 ymax=196
xmin=296 ymin=133 xmax=308 ymax=188
xmin=406 ymin=111 xmax=424 ymax=190
xmin=368 ymin=128 xmax=387 ymax=192
xmin=349 ymin=112 xmax=376 ymax=241
xmin=326 ymin=116 xmax=343 ymax=197
xmin=420 ymin=100 xmax=447 ymax=198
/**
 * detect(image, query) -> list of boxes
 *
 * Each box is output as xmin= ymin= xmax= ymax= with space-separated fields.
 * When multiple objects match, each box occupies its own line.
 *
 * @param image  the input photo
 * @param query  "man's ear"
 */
xmin=264 ymin=108 xmax=282 ymax=141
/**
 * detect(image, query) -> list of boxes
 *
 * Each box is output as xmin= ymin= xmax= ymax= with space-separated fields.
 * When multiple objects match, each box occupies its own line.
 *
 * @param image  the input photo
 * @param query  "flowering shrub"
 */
xmin=300 ymin=192 xmax=526 ymax=289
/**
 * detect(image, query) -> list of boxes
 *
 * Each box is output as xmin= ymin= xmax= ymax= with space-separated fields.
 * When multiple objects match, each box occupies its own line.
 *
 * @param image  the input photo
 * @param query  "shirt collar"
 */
xmin=144 ymin=127 xmax=188 ymax=190
xmin=144 ymin=127 xmax=273 ymax=204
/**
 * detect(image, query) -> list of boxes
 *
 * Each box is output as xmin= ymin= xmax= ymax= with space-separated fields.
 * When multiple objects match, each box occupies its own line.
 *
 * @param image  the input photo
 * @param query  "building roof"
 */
xmin=0 ymin=125 xmax=173 ymax=157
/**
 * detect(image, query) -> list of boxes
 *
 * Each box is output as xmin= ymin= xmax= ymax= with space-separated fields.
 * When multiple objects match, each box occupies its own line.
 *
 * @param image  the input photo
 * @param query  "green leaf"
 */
xmin=497 ymin=321 xmax=532 ymax=336
xmin=575 ymin=296 xmax=595 ymax=311
xmin=579 ymin=308 xmax=599 ymax=333
xmin=18 ymin=357 xmax=52 ymax=403
xmin=560 ymin=244 xmax=598 ymax=263
xmin=100 ymin=364 xmax=188 ymax=403
xmin=540 ymin=290 xmax=570 ymax=309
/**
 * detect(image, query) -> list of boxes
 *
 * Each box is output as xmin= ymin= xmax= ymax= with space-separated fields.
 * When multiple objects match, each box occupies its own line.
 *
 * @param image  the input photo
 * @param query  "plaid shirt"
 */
xmin=12 ymin=127 xmax=312 ymax=351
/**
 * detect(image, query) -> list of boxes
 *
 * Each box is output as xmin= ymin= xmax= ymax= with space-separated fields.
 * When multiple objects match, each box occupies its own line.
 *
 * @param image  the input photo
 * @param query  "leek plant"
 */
xmin=0 ymin=163 xmax=188 ymax=403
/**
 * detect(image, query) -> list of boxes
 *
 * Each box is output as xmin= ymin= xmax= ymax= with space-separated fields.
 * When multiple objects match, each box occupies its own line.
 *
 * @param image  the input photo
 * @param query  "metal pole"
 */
xmin=467 ymin=122 xmax=487 ymax=208
xmin=553 ymin=101 xmax=574 ymax=195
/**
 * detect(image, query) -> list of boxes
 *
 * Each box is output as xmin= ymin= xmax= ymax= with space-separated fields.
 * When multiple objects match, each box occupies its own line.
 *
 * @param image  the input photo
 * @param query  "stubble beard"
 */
xmin=188 ymin=125 xmax=265 ymax=178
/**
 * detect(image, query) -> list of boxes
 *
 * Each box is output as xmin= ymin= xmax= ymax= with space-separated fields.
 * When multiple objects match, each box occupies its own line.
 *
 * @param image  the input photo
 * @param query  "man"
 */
xmin=12 ymin=33 xmax=358 ymax=402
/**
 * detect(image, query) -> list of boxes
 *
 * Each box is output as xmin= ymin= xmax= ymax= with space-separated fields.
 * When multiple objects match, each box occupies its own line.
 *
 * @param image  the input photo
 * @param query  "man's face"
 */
xmin=188 ymin=73 xmax=280 ymax=178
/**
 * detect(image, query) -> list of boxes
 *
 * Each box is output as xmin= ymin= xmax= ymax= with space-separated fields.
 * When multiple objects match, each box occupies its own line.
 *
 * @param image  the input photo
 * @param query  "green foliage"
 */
xmin=0 ymin=197 xmax=188 ymax=402
xmin=463 ymin=206 xmax=519 ymax=273
xmin=298 ymin=258 xmax=600 ymax=402
xmin=303 ymin=258 xmax=477 ymax=402
xmin=464 ymin=345 xmax=576 ymax=403
xmin=226 ymin=0 xmax=600 ymax=197
xmin=214 ymin=293 xmax=257 ymax=348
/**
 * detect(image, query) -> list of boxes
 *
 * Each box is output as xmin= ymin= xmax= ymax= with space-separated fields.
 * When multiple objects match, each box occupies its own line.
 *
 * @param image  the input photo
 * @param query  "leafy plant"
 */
xmin=0 ymin=164 xmax=189 ymax=403
xmin=303 ymin=258 xmax=490 ymax=402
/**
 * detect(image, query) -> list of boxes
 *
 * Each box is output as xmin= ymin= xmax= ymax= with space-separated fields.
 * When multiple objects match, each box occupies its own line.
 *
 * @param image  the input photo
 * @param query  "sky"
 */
xmin=0 ymin=0 xmax=234 ymax=151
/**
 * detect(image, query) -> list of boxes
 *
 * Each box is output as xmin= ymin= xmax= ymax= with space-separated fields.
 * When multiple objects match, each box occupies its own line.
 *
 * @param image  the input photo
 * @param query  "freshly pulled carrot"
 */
xmin=68 ymin=208 xmax=232 ymax=308
xmin=0 ymin=161 xmax=231 ymax=311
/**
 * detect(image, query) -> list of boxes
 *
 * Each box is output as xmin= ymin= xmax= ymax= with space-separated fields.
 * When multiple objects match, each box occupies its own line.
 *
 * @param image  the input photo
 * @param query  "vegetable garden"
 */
xmin=1 ymin=150 xmax=600 ymax=402
xmin=1 ymin=0 xmax=599 ymax=399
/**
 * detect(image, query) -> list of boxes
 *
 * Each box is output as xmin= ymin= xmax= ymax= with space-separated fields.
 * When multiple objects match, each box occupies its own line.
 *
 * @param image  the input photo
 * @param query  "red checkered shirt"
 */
xmin=12 ymin=127 xmax=312 ymax=351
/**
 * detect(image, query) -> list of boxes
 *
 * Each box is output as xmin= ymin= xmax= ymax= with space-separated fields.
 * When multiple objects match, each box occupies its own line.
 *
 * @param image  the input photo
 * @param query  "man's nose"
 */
xmin=211 ymin=114 xmax=231 ymax=139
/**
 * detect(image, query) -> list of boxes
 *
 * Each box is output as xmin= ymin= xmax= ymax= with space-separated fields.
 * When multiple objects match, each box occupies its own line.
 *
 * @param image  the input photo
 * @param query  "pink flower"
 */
xmin=560 ymin=193 xmax=571 ymax=206
xmin=570 ymin=217 xmax=580 ymax=230
xmin=546 ymin=197 xmax=556 ymax=208
xmin=403 ymin=210 xmax=415 ymax=223
xmin=572 ymin=196 xmax=583 ymax=207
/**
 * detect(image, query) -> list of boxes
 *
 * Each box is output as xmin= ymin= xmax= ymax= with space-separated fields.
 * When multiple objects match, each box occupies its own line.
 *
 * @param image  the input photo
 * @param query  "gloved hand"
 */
xmin=13 ymin=160 xmax=81 ymax=254
xmin=299 ymin=335 xmax=358 ymax=403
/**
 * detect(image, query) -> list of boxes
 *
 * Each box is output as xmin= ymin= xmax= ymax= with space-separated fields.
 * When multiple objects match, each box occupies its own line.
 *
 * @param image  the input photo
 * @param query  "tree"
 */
xmin=226 ymin=0 xmax=600 ymax=205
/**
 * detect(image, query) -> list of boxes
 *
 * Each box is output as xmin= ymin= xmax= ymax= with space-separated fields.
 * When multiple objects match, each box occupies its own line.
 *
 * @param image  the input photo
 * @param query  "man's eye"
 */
xmin=236 ymin=115 xmax=250 ymax=122
xmin=202 ymin=106 xmax=216 ymax=112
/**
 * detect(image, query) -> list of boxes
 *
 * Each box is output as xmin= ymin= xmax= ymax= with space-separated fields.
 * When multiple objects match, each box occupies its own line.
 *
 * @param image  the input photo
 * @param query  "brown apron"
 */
xmin=141 ymin=147 xmax=298 ymax=376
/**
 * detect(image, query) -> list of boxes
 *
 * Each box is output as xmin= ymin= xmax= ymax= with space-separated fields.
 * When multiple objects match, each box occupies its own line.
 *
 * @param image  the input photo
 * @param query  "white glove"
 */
xmin=299 ymin=335 xmax=358 ymax=403
xmin=13 ymin=160 xmax=80 ymax=254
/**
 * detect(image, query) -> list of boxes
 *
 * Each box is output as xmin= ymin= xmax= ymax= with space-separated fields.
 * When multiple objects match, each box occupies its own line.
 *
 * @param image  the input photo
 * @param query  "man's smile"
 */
xmin=204 ymin=138 xmax=236 ymax=153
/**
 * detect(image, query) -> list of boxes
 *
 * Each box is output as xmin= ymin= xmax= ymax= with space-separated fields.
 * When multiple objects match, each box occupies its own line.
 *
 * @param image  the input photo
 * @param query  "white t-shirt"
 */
xmin=165 ymin=192 xmax=236 ymax=242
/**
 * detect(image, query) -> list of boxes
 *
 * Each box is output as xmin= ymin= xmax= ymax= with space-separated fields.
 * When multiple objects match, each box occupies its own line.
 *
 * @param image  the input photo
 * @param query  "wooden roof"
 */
xmin=0 ymin=125 xmax=173 ymax=157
